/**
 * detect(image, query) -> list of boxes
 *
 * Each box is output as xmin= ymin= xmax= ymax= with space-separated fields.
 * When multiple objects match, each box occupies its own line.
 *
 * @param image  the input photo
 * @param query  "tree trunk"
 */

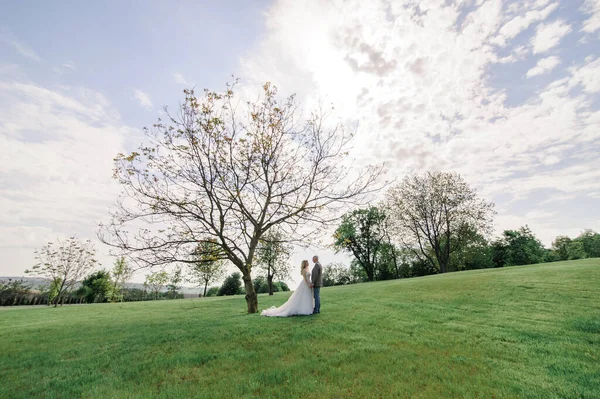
xmin=390 ymin=245 xmax=399 ymax=279
xmin=203 ymin=281 xmax=208 ymax=298
xmin=267 ymin=274 xmax=274 ymax=296
xmin=242 ymin=273 xmax=258 ymax=313
xmin=440 ymin=261 xmax=447 ymax=274
xmin=366 ymin=260 xmax=375 ymax=281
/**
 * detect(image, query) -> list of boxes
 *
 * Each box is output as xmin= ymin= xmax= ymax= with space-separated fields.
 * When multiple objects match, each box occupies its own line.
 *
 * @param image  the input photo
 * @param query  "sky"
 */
xmin=1 ymin=0 xmax=599 ymax=288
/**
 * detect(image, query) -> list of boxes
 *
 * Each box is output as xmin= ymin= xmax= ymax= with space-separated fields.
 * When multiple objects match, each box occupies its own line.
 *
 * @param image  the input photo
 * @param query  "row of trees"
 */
xmin=210 ymin=272 xmax=290 ymax=297
xmin=17 ymin=231 xmax=293 ymax=306
xmin=331 ymin=172 xmax=599 ymax=283
xmin=333 ymin=172 xmax=496 ymax=281
xmin=324 ymin=226 xmax=600 ymax=287
xmin=548 ymin=230 xmax=600 ymax=261
xmin=21 ymin=237 xmax=135 ymax=307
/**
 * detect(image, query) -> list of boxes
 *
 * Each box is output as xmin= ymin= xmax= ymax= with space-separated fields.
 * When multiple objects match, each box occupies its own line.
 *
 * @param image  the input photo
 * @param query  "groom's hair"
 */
xmin=313 ymin=255 xmax=319 ymax=261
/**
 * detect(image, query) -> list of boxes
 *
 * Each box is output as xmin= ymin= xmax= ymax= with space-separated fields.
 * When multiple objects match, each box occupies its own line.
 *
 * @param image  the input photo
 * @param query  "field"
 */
xmin=1 ymin=260 xmax=599 ymax=398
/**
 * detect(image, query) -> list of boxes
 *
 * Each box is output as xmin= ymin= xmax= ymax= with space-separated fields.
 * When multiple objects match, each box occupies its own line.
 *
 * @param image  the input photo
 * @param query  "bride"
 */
xmin=261 ymin=260 xmax=313 ymax=317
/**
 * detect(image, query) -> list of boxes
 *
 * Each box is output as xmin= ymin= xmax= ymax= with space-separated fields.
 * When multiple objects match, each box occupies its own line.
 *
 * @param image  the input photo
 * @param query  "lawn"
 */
xmin=1 ymin=259 xmax=599 ymax=398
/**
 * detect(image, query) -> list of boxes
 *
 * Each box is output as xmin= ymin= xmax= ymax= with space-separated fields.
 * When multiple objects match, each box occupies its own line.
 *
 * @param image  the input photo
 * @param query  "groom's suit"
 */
xmin=311 ymin=262 xmax=323 ymax=313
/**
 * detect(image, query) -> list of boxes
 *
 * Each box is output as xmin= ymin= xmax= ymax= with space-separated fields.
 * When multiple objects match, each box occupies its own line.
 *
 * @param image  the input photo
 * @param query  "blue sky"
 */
xmin=0 ymin=0 xmax=269 ymax=128
xmin=1 ymin=0 xmax=599 ymax=285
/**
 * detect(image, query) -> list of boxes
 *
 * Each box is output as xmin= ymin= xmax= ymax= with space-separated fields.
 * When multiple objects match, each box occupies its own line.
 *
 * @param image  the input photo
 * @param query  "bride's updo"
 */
xmin=300 ymin=260 xmax=309 ymax=274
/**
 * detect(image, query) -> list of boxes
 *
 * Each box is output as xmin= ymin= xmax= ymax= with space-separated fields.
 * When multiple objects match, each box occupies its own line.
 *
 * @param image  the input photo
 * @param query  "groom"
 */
xmin=310 ymin=255 xmax=323 ymax=314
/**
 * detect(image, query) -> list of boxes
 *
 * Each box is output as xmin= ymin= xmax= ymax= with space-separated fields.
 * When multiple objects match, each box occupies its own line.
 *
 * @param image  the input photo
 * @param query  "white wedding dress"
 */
xmin=261 ymin=270 xmax=314 ymax=317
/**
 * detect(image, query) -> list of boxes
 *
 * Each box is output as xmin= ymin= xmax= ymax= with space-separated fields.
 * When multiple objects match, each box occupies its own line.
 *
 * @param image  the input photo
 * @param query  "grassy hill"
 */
xmin=1 ymin=260 xmax=599 ymax=398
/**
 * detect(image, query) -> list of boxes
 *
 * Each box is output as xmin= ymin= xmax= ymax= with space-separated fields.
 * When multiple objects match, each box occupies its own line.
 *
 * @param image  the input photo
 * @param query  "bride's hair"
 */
xmin=300 ymin=260 xmax=309 ymax=274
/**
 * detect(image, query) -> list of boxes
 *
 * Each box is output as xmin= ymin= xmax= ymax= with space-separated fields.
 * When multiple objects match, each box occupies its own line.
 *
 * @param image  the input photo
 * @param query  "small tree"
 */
xmin=145 ymin=271 xmax=169 ymax=299
xmin=376 ymin=242 xmax=400 ymax=280
xmin=567 ymin=240 xmax=586 ymax=260
xmin=166 ymin=266 xmax=184 ymax=299
xmin=551 ymin=236 xmax=572 ymax=261
xmin=188 ymin=240 xmax=227 ymax=297
xmin=322 ymin=262 xmax=352 ymax=286
xmin=80 ymin=270 xmax=113 ymax=303
xmin=333 ymin=207 xmax=387 ymax=281
xmin=446 ymin=227 xmax=493 ymax=271
xmin=349 ymin=260 xmax=369 ymax=283
xmin=218 ymin=272 xmax=243 ymax=296
xmin=253 ymin=275 xmax=268 ymax=293
xmin=110 ymin=256 xmax=133 ymax=302
xmin=26 ymin=237 xmax=98 ymax=307
xmin=255 ymin=230 xmax=293 ymax=295
xmin=275 ymin=281 xmax=290 ymax=292
xmin=576 ymin=229 xmax=600 ymax=258
xmin=384 ymin=172 xmax=495 ymax=273
xmin=494 ymin=226 xmax=546 ymax=266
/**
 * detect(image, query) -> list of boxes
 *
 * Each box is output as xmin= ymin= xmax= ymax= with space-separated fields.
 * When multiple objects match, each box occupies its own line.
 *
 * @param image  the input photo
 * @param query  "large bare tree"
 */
xmin=384 ymin=172 xmax=495 ymax=273
xmin=99 ymin=81 xmax=382 ymax=313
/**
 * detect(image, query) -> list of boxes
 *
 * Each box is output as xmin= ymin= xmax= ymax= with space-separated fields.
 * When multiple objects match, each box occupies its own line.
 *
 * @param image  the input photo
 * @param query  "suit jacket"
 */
xmin=311 ymin=262 xmax=323 ymax=287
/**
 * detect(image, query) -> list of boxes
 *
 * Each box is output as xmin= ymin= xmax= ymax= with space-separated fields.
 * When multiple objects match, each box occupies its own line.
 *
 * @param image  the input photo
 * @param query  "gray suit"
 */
xmin=311 ymin=262 xmax=323 ymax=313
xmin=311 ymin=262 xmax=323 ymax=287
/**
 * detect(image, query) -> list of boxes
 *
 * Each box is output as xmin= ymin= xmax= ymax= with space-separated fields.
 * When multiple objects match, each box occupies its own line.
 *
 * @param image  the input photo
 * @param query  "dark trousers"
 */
xmin=313 ymin=287 xmax=321 ymax=313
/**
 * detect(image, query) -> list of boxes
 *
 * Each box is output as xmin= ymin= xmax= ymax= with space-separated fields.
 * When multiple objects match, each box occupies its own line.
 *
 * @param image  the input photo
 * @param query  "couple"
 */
xmin=261 ymin=256 xmax=323 ymax=317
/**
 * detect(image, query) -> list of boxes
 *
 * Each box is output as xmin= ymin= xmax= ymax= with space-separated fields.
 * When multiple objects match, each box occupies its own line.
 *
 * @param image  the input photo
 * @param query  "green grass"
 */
xmin=1 ymin=259 xmax=599 ymax=398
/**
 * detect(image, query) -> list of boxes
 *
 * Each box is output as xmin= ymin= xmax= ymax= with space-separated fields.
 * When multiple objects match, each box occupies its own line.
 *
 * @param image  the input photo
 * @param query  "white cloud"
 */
xmin=0 ymin=63 xmax=22 ymax=78
xmin=581 ymin=0 xmax=600 ymax=33
xmin=0 ymin=29 xmax=40 ymax=61
xmin=133 ymin=89 xmax=153 ymax=109
xmin=540 ymin=193 xmax=576 ymax=205
xmin=568 ymin=57 xmax=600 ymax=93
xmin=53 ymin=62 xmax=77 ymax=74
xmin=239 ymin=0 xmax=600 ymax=243
xmin=525 ymin=210 xmax=556 ymax=219
xmin=0 ymin=81 xmax=141 ymax=276
xmin=531 ymin=20 xmax=572 ymax=54
xmin=174 ymin=72 xmax=188 ymax=85
xmin=526 ymin=56 xmax=561 ymax=77
xmin=491 ymin=2 xmax=559 ymax=47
